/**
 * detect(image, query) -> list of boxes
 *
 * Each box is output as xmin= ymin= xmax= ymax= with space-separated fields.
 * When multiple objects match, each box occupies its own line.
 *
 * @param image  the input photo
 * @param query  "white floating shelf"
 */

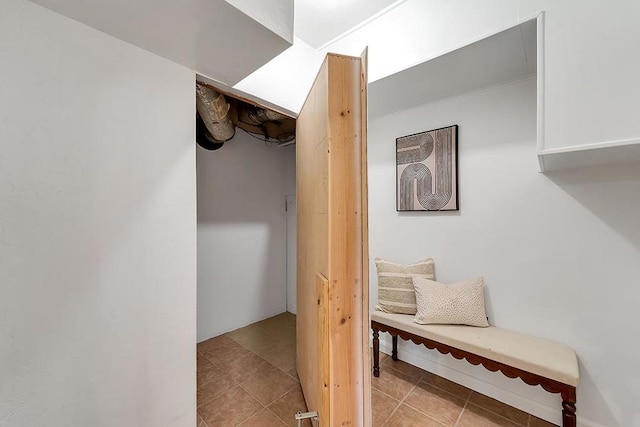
xmin=537 ymin=138 xmax=640 ymax=172
xmin=534 ymin=13 xmax=640 ymax=172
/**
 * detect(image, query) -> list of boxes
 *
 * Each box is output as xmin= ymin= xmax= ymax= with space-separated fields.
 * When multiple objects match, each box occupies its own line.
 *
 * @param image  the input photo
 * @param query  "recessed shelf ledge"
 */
xmin=537 ymin=137 xmax=640 ymax=172
xmin=368 ymin=12 xmax=638 ymax=173
xmin=368 ymin=16 xmax=538 ymax=120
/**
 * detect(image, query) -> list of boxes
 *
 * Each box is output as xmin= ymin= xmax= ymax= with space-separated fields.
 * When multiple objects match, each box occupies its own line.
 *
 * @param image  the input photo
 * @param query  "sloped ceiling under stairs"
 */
xmin=27 ymin=0 xmax=294 ymax=86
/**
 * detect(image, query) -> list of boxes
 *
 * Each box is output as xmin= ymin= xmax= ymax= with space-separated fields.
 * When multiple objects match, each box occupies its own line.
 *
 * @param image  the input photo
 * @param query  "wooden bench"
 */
xmin=371 ymin=311 xmax=579 ymax=427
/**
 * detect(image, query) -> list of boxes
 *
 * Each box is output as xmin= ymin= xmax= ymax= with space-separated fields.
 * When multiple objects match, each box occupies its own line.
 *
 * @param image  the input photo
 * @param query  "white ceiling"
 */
xmin=233 ymin=0 xmax=520 ymax=115
xmin=24 ymin=0 xmax=417 ymax=112
xmin=25 ymin=0 xmax=525 ymax=117
xmin=227 ymin=0 xmax=294 ymax=43
xmin=294 ymin=0 xmax=403 ymax=48
xmin=27 ymin=0 xmax=294 ymax=86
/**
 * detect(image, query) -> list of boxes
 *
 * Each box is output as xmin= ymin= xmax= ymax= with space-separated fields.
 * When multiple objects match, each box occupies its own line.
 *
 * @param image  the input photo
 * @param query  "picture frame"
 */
xmin=396 ymin=125 xmax=459 ymax=211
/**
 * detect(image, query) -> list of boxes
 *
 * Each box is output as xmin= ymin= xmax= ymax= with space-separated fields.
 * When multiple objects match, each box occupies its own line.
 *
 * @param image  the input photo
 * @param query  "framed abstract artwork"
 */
xmin=396 ymin=125 xmax=458 ymax=211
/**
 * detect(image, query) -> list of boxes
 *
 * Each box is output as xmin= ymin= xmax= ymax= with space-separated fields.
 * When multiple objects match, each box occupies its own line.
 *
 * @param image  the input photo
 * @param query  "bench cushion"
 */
xmin=372 ymin=311 xmax=579 ymax=387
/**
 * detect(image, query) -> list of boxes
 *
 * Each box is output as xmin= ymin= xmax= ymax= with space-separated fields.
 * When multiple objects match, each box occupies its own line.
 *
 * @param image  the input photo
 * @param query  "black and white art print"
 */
xmin=396 ymin=125 xmax=458 ymax=211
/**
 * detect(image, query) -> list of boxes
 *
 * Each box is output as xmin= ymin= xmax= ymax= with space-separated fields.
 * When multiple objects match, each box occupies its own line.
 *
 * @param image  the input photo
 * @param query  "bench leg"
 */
xmin=373 ymin=329 xmax=380 ymax=377
xmin=561 ymin=388 xmax=577 ymax=427
xmin=392 ymin=335 xmax=398 ymax=361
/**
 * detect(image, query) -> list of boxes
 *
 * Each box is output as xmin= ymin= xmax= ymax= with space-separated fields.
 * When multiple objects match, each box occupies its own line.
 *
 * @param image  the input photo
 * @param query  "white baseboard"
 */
xmin=375 ymin=335 xmax=603 ymax=427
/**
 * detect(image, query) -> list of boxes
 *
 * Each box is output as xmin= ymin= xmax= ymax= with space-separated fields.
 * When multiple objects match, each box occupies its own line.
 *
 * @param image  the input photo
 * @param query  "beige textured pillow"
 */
xmin=413 ymin=277 xmax=489 ymax=327
xmin=375 ymin=258 xmax=435 ymax=314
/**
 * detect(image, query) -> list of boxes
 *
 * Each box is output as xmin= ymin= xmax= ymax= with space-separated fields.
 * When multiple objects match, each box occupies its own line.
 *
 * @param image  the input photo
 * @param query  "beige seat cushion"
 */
xmin=371 ymin=311 xmax=579 ymax=387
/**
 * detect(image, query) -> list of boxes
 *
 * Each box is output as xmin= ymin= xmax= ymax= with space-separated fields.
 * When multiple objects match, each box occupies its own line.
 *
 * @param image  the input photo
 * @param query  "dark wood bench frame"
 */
xmin=372 ymin=320 xmax=577 ymax=427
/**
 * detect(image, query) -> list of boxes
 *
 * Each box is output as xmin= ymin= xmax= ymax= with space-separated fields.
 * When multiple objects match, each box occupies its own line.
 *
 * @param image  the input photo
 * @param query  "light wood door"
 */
xmin=296 ymin=51 xmax=370 ymax=426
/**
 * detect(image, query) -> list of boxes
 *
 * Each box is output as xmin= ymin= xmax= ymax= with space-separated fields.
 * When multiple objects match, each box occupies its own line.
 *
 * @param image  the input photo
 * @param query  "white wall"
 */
xmin=284 ymin=141 xmax=297 ymax=197
xmin=284 ymin=145 xmax=297 ymax=313
xmin=519 ymin=0 xmax=640 ymax=150
xmin=339 ymin=0 xmax=640 ymax=151
xmin=197 ymin=135 xmax=295 ymax=341
xmin=237 ymin=0 xmax=640 ymax=154
xmin=369 ymin=77 xmax=640 ymax=427
xmin=0 ymin=1 xmax=196 ymax=426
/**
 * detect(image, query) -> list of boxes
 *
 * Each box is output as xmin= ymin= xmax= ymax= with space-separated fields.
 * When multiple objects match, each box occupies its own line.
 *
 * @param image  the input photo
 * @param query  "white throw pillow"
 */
xmin=413 ymin=277 xmax=489 ymax=327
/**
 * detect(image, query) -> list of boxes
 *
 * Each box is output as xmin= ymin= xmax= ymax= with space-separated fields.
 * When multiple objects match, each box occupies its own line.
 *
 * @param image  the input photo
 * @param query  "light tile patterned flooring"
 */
xmin=197 ymin=313 xmax=557 ymax=427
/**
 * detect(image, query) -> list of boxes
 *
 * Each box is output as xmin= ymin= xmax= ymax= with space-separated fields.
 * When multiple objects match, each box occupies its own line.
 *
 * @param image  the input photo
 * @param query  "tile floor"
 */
xmin=197 ymin=313 xmax=557 ymax=427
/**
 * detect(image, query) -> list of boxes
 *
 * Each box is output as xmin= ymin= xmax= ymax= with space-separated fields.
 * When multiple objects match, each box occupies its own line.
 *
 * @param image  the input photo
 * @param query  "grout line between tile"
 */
xmin=196 ymin=394 xmax=215 ymax=410
xmin=381 ymin=380 xmax=451 ymax=427
xmin=235 ymin=340 xmax=300 ymax=382
xmin=381 ymin=366 xmax=465 ymax=427
xmin=196 ymin=378 xmax=239 ymax=410
xmin=465 ymin=401 xmax=529 ymax=427
xmin=198 ymin=351 xmax=221 ymax=369
xmin=265 ymin=382 xmax=301 ymax=409
xmin=378 ymin=395 xmax=404 ymax=426
xmin=268 ymin=405 xmax=299 ymax=427
xmin=400 ymin=400 xmax=454 ymax=426
xmin=371 ymin=387 xmax=402 ymax=402
xmin=385 ymin=361 xmax=473 ymax=402
xmin=383 ymin=364 xmax=425 ymax=383
xmin=371 ymin=388 xmax=400 ymax=427
xmin=380 ymin=378 xmax=418 ymax=426
xmin=267 ymin=408 xmax=289 ymax=426
xmin=453 ymin=395 xmax=470 ymax=427
xmin=380 ymin=359 xmax=473 ymax=400
xmin=236 ymin=361 xmax=299 ymax=409
xmin=231 ymin=386 xmax=265 ymax=427
xmin=469 ymin=388 xmax=532 ymax=426
xmin=237 ymin=383 xmax=267 ymax=409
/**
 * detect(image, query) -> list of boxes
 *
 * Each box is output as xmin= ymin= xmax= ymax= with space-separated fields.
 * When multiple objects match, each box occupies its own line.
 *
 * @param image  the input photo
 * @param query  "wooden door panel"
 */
xmin=316 ymin=273 xmax=329 ymax=423
xmin=359 ymin=48 xmax=372 ymax=427
xmin=296 ymin=52 xmax=369 ymax=426
xmin=296 ymin=63 xmax=328 ymax=418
